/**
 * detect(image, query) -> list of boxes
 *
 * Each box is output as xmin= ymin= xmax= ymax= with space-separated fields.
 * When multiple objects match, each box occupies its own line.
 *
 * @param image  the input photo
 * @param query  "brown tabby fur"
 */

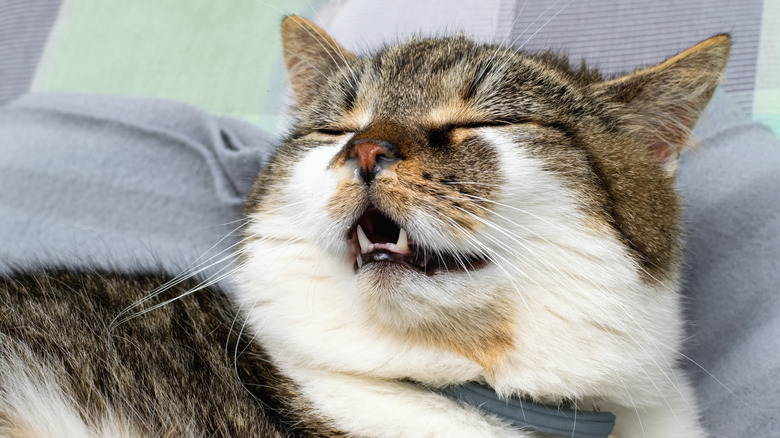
xmin=0 ymin=272 xmax=345 ymax=437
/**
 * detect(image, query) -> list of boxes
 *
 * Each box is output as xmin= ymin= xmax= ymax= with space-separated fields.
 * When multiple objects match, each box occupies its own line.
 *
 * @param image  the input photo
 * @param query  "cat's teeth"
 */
xmin=396 ymin=228 xmax=409 ymax=252
xmin=356 ymin=225 xmax=371 ymax=253
xmin=356 ymin=252 xmax=363 ymax=268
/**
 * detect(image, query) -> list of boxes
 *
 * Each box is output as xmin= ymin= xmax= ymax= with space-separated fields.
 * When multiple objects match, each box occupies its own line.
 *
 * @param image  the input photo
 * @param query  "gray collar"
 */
xmin=440 ymin=383 xmax=615 ymax=438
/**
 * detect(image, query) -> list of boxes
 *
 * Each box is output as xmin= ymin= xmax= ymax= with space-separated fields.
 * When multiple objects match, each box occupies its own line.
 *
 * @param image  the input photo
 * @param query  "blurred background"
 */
xmin=1 ymin=0 xmax=778 ymax=135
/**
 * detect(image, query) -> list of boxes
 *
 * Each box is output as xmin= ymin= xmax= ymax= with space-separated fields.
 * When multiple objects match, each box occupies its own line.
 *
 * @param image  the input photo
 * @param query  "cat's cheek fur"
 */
xmin=235 ymin=236 xmax=526 ymax=438
xmin=483 ymin=163 xmax=697 ymax=432
xmin=482 ymin=131 xmax=703 ymax=434
xmin=284 ymin=144 xmax=357 ymax=254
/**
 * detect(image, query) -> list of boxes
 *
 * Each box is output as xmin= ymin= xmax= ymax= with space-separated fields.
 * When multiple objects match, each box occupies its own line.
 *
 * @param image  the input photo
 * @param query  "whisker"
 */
xmin=614 ymin=372 xmax=647 ymax=437
xmin=433 ymin=214 xmax=538 ymax=323
xmin=109 ymin=203 xmax=312 ymax=331
xmin=515 ymin=0 xmax=575 ymax=52
xmin=489 ymin=0 xmax=574 ymax=78
xmin=299 ymin=0 xmax=361 ymax=88
xmin=660 ymin=346 xmax=758 ymax=415
xmin=442 ymin=201 xmax=706 ymax=421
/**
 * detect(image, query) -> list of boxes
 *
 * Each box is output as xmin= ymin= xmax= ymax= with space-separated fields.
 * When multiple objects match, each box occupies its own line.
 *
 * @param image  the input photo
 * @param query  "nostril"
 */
xmin=347 ymin=140 xmax=400 ymax=182
xmin=354 ymin=142 xmax=387 ymax=173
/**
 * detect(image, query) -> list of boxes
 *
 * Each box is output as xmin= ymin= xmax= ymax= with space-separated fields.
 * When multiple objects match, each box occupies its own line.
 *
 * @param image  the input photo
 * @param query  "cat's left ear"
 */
xmin=281 ymin=16 xmax=356 ymax=105
xmin=590 ymin=35 xmax=730 ymax=174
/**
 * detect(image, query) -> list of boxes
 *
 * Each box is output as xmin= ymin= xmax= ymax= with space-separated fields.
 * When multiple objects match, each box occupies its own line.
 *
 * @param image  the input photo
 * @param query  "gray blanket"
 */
xmin=1 ymin=91 xmax=778 ymax=436
xmin=0 ymin=93 xmax=271 ymax=282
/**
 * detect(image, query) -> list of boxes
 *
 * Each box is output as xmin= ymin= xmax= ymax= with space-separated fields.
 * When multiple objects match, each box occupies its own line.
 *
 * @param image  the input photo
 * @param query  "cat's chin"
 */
xmin=353 ymin=258 xmax=507 ymax=332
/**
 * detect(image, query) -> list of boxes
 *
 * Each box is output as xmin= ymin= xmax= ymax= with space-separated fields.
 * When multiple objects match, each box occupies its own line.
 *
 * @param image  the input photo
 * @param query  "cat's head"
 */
xmin=237 ymin=16 xmax=728 ymax=399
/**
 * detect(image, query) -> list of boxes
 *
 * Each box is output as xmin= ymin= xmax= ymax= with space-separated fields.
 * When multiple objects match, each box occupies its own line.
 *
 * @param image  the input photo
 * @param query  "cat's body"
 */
xmin=1 ymin=272 xmax=279 ymax=438
xmin=0 ymin=16 xmax=729 ymax=437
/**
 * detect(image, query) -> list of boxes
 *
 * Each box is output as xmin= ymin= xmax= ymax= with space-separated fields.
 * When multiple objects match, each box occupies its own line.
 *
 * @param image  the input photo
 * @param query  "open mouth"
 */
xmin=348 ymin=207 xmax=489 ymax=274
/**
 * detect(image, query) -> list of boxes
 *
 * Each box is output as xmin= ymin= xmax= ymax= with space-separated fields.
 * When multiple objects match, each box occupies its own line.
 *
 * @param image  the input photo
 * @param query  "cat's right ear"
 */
xmin=588 ymin=35 xmax=730 ymax=175
xmin=281 ymin=16 xmax=356 ymax=104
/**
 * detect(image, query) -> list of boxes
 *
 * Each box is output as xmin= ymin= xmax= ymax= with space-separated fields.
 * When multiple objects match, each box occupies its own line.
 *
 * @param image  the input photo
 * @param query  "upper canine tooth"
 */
xmin=396 ymin=228 xmax=409 ymax=252
xmin=356 ymin=225 xmax=371 ymax=253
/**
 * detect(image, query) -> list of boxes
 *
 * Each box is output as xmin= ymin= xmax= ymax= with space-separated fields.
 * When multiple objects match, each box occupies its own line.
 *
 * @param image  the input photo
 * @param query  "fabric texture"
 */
xmin=753 ymin=1 xmax=780 ymax=134
xmin=0 ymin=0 xmax=61 ymax=106
xmin=28 ymin=0 xmax=325 ymax=131
xmin=503 ymin=0 xmax=764 ymax=117
xmin=680 ymin=90 xmax=780 ymax=436
xmin=0 ymin=93 xmax=272 ymax=285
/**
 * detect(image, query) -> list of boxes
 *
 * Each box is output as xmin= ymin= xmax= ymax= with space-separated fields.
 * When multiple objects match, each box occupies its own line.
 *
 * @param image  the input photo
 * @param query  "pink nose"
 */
xmin=347 ymin=140 xmax=398 ymax=182
xmin=351 ymin=142 xmax=388 ymax=175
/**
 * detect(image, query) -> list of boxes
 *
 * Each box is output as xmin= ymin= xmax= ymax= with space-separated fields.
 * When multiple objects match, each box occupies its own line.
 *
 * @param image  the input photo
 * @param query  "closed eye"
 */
xmin=451 ymin=121 xmax=514 ymax=130
xmin=426 ymin=121 xmax=514 ymax=148
xmin=315 ymin=128 xmax=349 ymax=136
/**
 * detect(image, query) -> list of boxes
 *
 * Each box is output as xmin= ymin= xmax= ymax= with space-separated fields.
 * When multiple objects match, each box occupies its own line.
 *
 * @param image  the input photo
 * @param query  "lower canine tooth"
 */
xmin=356 ymin=252 xmax=363 ymax=268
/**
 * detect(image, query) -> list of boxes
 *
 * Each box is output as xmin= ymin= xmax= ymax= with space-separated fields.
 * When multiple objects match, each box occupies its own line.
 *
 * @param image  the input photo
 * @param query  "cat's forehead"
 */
xmin=347 ymin=37 xmax=587 ymax=124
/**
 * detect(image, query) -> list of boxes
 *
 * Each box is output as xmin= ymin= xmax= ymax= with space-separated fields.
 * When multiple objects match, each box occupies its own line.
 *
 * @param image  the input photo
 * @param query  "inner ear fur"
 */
xmin=281 ymin=16 xmax=356 ymax=105
xmin=590 ymin=35 xmax=731 ymax=174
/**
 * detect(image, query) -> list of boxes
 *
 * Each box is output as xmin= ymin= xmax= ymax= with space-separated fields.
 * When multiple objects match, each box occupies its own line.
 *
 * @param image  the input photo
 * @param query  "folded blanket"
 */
xmin=0 ymin=92 xmax=271 ymax=285
xmin=677 ymin=90 xmax=780 ymax=436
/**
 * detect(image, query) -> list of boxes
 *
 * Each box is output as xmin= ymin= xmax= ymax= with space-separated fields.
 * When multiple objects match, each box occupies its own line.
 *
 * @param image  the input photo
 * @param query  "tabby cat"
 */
xmin=0 ymin=16 xmax=729 ymax=438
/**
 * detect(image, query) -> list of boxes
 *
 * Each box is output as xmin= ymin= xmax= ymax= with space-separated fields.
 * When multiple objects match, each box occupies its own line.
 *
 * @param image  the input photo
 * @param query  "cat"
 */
xmin=0 ymin=15 xmax=729 ymax=438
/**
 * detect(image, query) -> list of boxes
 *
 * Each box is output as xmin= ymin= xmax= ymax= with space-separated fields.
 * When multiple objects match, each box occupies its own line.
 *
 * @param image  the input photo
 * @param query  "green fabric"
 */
xmin=753 ymin=0 xmax=780 ymax=137
xmin=32 ymin=0 xmax=323 ymax=131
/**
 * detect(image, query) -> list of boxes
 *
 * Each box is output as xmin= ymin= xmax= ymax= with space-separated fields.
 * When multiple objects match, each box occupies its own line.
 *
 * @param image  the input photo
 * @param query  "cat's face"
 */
xmin=237 ymin=17 xmax=728 ymax=399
